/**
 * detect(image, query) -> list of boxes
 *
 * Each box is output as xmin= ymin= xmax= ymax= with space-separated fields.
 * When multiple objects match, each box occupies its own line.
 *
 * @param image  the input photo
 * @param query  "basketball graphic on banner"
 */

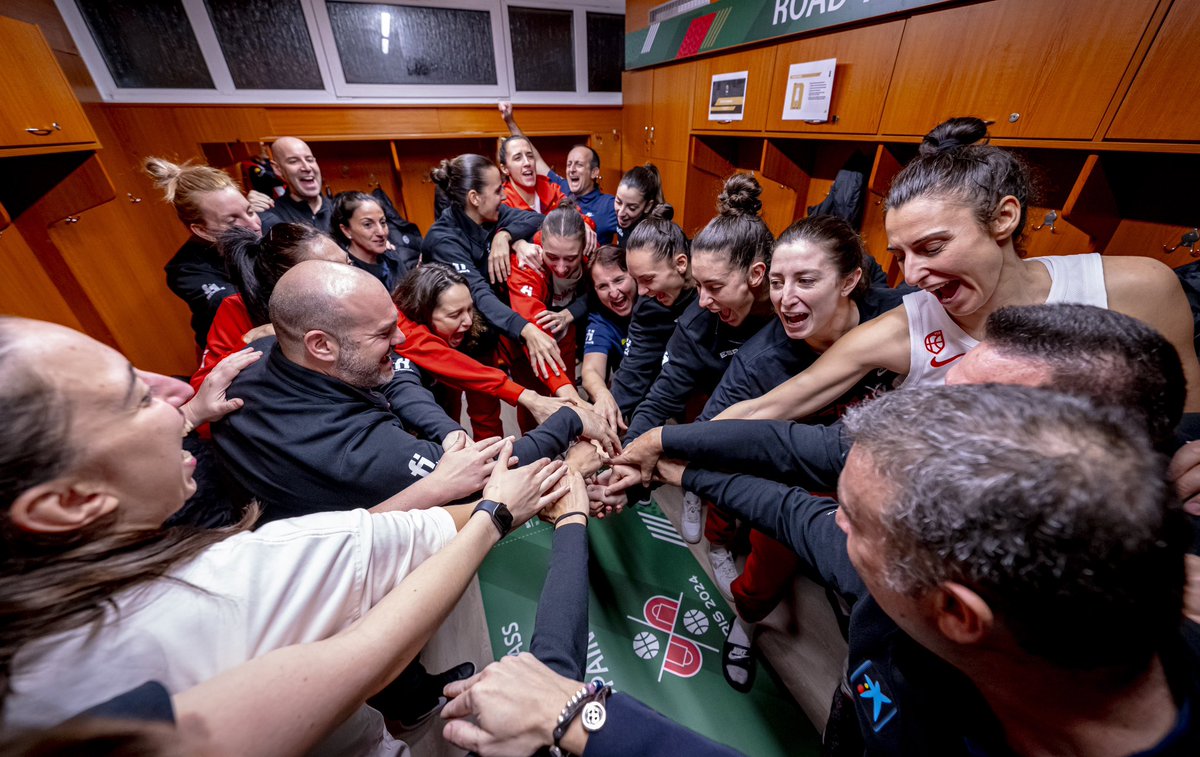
xmin=633 ymin=631 xmax=661 ymax=660
xmin=682 ymin=609 xmax=709 ymax=636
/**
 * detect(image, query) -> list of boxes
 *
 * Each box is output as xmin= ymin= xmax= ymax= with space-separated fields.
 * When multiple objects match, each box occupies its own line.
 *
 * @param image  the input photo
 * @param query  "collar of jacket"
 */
xmin=264 ymin=339 xmax=392 ymax=412
xmin=447 ymin=204 xmax=499 ymax=249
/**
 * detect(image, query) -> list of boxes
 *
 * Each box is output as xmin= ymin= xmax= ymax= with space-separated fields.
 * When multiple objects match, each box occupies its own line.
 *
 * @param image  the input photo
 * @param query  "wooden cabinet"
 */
xmin=1107 ymin=0 xmax=1200 ymax=142
xmin=765 ymin=21 xmax=904 ymax=135
xmin=0 ymin=16 xmax=97 ymax=155
xmin=623 ymin=66 xmax=695 ymax=167
xmin=691 ymin=47 xmax=776 ymax=133
xmin=0 ymin=224 xmax=83 ymax=329
xmin=880 ymin=0 xmax=1158 ymax=140
xmin=46 ymin=200 xmax=196 ymax=374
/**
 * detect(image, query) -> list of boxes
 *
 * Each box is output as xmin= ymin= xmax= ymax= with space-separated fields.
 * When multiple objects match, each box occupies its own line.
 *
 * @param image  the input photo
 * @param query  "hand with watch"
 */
xmin=474 ymin=440 xmax=570 ymax=535
xmin=441 ymin=652 xmax=611 ymax=756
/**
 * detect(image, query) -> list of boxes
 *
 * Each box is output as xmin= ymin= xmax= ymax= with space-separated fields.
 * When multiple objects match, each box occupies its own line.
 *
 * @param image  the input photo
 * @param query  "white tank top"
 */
xmin=901 ymin=253 xmax=1107 ymax=388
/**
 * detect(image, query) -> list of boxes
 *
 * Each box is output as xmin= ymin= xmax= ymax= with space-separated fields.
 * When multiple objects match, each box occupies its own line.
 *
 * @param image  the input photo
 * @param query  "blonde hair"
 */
xmin=143 ymin=157 xmax=239 ymax=227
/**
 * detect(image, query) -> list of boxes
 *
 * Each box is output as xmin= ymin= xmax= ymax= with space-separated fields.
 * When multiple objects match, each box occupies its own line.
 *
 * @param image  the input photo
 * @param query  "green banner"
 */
xmin=479 ymin=501 xmax=817 ymax=756
xmin=626 ymin=0 xmax=954 ymax=70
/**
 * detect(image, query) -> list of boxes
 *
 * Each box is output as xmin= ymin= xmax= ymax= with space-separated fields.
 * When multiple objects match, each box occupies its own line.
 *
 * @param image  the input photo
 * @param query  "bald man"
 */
xmin=212 ymin=261 xmax=602 ymax=522
xmin=259 ymin=137 xmax=330 ymax=234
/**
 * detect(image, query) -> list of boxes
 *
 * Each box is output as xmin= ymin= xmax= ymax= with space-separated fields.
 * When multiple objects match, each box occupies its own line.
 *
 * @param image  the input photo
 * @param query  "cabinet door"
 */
xmin=622 ymin=70 xmax=654 ymax=169
xmin=650 ymin=64 xmax=694 ymax=164
xmin=48 ymin=201 xmax=196 ymax=375
xmin=0 ymin=225 xmax=82 ymax=329
xmin=765 ymin=21 xmax=904 ymax=135
xmin=1107 ymin=0 xmax=1200 ymax=142
xmin=0 ymin=17 xmax=97 ymax=151
xmin=880 ymin=0 xmax=1158 ymax=140
xmin=656 ymin=158 xmax=688 ymax=227
xmin=691 ymin=47 xmax=776 ymax=133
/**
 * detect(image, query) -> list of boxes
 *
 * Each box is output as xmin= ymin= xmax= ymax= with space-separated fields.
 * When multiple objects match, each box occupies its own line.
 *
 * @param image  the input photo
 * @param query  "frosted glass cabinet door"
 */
xmin=508 ymin=7 xmax=574 ymax=92
xmin=204 ymin=0 xmax=324 ymax=90
xmin=586 ymin=12 xmax=623 ymax=93
xmin=326 ymin=1 xmax=497 ymax=85
xmin=76 ymin=0 xmax=214 ymax=88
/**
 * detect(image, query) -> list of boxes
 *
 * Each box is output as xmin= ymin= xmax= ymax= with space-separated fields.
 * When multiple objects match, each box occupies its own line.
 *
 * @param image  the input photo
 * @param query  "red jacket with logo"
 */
xmin=394 ymin=310 xmax=526 ymax=405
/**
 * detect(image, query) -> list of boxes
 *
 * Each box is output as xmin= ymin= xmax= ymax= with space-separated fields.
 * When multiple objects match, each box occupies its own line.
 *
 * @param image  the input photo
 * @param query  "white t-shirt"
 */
xmin=4 ymin=507 xmax=457 ymax=756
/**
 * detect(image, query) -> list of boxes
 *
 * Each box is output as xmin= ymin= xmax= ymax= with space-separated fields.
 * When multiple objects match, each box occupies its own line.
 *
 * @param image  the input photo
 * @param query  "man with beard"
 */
xmin=212 ymin=261 xmax=615 ymax=522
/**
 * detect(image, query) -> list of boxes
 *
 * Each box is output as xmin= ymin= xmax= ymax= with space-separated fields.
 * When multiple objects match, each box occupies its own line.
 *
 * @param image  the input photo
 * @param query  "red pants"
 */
xmin=705 ymin=503 xmax=802 ymax=624
xmin=440 ymin=389 xmax=505 ymax=441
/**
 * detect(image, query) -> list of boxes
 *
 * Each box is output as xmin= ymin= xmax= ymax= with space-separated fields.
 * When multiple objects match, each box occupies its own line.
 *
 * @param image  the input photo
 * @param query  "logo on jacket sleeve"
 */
xmin=408 ymin=453 xmax=435 ymax=479
xmin=850 ymin=660 xmax=897 ymax=732
xmin=392 ymin=357 xmax=413 ymax=374
xmin=452 ymin=263 xmax=469 ymax=274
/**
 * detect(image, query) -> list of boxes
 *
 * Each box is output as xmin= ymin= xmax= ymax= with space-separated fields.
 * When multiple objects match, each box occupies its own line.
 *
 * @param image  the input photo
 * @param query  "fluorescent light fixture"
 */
xmin=381 ymin=37 xmax=389 ymax=54
xmin=381 ymin=11 xmax=392 ymax=37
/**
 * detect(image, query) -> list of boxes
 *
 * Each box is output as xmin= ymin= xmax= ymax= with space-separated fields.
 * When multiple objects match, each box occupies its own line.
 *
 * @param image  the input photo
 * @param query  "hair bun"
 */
xmin=919 ymin=117 xmax=990 ymax=157
xmin=429 ymin=161 xmax=451 ymax=189
xmin=717 ymin=173 xmax=762 ymax=217
xmin=648 ymin=202 xmax=674 ymax=222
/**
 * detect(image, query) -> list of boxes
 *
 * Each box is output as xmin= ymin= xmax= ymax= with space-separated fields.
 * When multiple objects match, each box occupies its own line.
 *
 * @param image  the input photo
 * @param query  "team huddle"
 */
xmin=1 ymin=110 xmax=1199 ymax=757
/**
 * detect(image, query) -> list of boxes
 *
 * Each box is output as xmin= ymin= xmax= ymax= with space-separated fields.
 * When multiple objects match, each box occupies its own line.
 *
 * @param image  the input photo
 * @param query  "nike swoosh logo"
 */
xmin=930 ymin=353 xmax=966 ymax=368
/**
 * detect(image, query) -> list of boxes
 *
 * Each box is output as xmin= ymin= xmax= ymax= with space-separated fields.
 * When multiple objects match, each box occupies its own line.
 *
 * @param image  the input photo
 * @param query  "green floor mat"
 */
xmin=478 ymin=500 xmax=819 ymax=756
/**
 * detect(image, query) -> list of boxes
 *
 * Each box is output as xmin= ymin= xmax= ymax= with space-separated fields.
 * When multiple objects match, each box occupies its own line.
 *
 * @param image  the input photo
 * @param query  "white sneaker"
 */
xmin=709 ymin=546 xmax=739 ymax=601
xmin=681 ymin=491 xmax=703 ymax=544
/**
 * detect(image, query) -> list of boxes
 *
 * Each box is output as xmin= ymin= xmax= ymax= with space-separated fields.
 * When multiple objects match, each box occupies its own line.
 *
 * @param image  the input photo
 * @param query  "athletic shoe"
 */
xmin=722 ymin=630 xmax=756 ymax=693
xmin=681 ymin=491 xmax=703 ymax=543
xmin=709 ymin=546 xmax=739 ymax=601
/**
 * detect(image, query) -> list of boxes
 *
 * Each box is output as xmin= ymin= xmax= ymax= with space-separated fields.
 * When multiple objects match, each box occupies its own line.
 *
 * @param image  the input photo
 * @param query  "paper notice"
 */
xmin=708 ymin=71 xmax=748 ymax=122
xmin=781 ymin=58 xmax=836 ymax=122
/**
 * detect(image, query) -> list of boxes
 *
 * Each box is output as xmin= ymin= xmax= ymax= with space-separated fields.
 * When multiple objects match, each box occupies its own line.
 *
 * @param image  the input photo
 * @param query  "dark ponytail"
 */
xmin=219 ymin=223 xmax=332 ymax=326
xmin=888 ymin=116 xmax=1038 ymax=242
xmin=776 ymin=215 xmax=869 ymax=301
xmin=627 ymin=214 xmax=688 ymax=265
xmin=430 ymin=154 xmax=498 ymax=211
xmin=618 ymin=164 xmax=664 ymax=209
xmin=691 ymin=173 xmax=773 ymax=273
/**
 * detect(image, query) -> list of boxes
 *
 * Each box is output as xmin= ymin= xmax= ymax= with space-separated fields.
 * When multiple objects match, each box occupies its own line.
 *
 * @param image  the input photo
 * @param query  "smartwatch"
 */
xmin=473 ymin=499 xmax=513 ymax=538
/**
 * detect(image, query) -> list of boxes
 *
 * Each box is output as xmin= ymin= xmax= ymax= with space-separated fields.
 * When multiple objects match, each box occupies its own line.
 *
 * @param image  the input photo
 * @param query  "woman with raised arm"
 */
xmin=712 ymin=117 xmax=1200 ymax=422
xmin=145 ymin=157 xmax=267 ymax=348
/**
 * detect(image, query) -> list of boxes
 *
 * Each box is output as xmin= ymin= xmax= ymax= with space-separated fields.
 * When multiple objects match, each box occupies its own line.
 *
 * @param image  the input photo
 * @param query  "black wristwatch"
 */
xmin=473 ymin=499 xmax=514 ymax=538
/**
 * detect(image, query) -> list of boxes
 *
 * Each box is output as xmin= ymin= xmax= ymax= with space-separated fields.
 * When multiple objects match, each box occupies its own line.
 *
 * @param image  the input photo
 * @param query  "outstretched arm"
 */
xmin=715 ymin=308 xmax=910 ymax=422
xmin=499 ymin=101 xmax=551 ymax=176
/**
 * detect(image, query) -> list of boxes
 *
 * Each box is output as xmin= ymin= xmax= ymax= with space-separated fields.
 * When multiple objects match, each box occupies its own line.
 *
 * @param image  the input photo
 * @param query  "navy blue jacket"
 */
xmin=699 ymin=286 xmax=905 ymax=422
xmin=423 ymin=204 xmax=543 ymax=340
xmin=212 ymin=339 xmax=582 ymax=522
xmin=609 ymin=289 xmax=697 ymax=422
xmin=624 ymin=302 xmax=772 ymax=443
xmin=164 ymin=236 xmax=233 ymax=347
xmin=548 ymin=170 xmax=619 ymax=245
xmin=259 ymin=193 xmax=333 ymax=235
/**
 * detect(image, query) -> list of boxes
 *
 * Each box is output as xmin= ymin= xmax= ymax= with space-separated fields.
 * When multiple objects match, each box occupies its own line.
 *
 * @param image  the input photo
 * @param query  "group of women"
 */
xmin=3 ymin=114 xmax=1198 ymax=756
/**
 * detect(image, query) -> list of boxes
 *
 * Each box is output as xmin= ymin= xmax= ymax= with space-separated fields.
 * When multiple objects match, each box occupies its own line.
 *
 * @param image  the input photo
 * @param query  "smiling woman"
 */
xmin=714 ymin=116 xmax=1200 ymax=422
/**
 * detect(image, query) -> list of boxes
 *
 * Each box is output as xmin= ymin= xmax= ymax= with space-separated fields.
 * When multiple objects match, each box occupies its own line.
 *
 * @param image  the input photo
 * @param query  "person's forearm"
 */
xmin=370 ymin=476 xmax=467 ymax=514
xmin=173 ymin=512 xmax=500 ymax=757
xmin=581 ymin=364 xmax=610 ymax=403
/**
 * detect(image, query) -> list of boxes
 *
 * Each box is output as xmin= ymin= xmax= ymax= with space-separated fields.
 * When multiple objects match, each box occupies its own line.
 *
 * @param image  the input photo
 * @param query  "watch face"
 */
xmin=494 ymin=503 xmax=514 ymax=533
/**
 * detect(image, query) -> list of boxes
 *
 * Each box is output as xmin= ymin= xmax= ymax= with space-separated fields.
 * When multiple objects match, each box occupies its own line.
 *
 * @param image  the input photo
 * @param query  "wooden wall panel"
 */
xmin=881 ymin=0 xmax=1158 ymax=140
xmin=0 ymin=224 xmax=83 ymax=329
xmin=266 ymin=107 xmax=442 ymax=140
xmin=765 ymin=21 xmax=904 ymax=135
xmin=691 ymin=46 xmax=776 ymax=133
xmin=1107 ymin=0 xmax=1200 ymax=142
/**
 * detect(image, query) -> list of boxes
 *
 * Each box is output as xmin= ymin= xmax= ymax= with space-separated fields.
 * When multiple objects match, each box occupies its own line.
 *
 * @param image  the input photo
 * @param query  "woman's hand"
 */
xmin=541 ymin=468 xmax=590 ymax=524
xmin=535 ymin=308 xmax=573 ymax=339
xmin=241 ymin=323 xmax=275 ymax=344
xmin=582 ymin=224 xmax=597 ymax=258
xmin=516 ymin=390 xmax=567 ymax=425
xmin=521 ymin=323 xmax=566 ymax=381
xmin=563 ymin=440 xmax=607 ymax=478
xmin=489 ymin=231 xmax=513 ymax=284
xmin=429 ymin=435 xmax=510 ymax=502
xmin=512 ymin=240 xmax=544 ymax=272
xmin=246 ymin=190 xmax=275 ymax=214
xmin=590 ymin=387 xmax=627 ymax=436
xmin=608 ymin=426 xmax=664 ymax=487
xmin=603 ymin=463 xmax=643 ymax=498
xmin=567 ymin=404 xmax=621 ymax=457
xmin=482 ymin=441 xmax=569 ymax=527
xmin=183 ymin=347 xmax=262 ymax=428
xmin=588 ymin=469 xmax=627 ymax=519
